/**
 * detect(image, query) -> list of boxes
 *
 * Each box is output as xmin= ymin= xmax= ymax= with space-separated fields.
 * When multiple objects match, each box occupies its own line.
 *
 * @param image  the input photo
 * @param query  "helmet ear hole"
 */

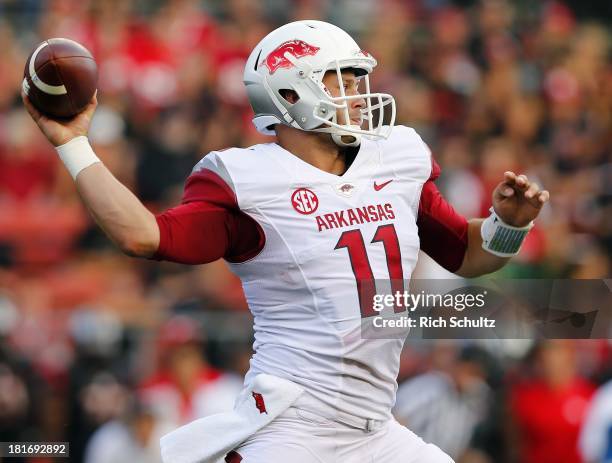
xmin=278 ymin=89 xmax=300 ymax=104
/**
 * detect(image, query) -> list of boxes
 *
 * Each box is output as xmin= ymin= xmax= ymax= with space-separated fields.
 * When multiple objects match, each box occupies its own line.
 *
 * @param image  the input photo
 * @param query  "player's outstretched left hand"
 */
xmin=492 ymin=171 xmax=550 ymax=227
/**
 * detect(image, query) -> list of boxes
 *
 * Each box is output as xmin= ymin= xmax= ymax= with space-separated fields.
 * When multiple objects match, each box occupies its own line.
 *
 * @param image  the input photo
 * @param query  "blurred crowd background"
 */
xmin=0 ymin=0 xmax=610 ymax=462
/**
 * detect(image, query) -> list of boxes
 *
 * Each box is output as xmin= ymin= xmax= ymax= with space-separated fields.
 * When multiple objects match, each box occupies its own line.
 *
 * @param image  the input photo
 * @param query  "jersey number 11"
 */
xmin=335 ymin=224 xmax=405 ymax=318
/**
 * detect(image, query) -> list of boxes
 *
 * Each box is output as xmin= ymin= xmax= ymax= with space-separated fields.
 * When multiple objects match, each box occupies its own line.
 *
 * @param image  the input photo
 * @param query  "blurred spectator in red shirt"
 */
xmin=138 ymin=315 xmax=242 ymax=426
xmin=0 ymin=110 xmax=57 ymax=201
xmin=509 ymin=340 xmax=596 ymax=463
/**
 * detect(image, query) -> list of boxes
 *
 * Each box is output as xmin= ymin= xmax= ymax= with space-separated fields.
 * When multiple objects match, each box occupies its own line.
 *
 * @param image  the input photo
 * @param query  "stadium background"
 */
xmin=0 ymin=0 xmax=610 ymax=462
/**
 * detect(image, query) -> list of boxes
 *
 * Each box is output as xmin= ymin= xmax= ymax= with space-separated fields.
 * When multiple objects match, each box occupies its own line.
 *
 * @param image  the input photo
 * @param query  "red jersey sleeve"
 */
xmin=153 ymin=169 xmax=264 ymax=265
xmin=417 ymin=158 xmax=469 ymax=272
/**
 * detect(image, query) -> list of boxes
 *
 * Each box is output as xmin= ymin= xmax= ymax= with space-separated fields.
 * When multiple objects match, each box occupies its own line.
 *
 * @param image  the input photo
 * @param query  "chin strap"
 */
xmin=331 ymin=124 xmax=362 ymax=147
xmin=331 ymin=132 xmax=361 ymax=147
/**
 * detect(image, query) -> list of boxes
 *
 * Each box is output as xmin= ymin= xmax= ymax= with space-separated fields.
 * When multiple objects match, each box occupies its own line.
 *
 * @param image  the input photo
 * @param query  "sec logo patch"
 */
xmin=291 ymin=188 xmax=319 ymax=214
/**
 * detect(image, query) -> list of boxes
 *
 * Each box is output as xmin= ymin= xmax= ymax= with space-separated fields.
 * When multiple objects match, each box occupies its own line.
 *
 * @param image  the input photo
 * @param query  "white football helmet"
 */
xmin=244 ymin=20 xmax=396 ymax=147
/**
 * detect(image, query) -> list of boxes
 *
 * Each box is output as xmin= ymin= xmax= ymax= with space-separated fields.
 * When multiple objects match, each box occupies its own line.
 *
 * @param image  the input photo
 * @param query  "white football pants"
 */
xmin=225 ymin=406 xmax=454 ymax=463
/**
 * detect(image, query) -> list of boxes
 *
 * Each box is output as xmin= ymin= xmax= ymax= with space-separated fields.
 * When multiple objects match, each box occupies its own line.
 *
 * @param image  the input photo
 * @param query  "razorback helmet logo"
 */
xmin=262 ymin=39 xmax=320 ymax=74
xmin=252 ymin=391 xmax=268 ymax=414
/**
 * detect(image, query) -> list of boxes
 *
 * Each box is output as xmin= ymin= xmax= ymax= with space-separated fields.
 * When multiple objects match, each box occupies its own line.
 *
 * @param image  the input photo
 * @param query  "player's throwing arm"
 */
xmin=21 ymin=39 xmax=160 ymax=257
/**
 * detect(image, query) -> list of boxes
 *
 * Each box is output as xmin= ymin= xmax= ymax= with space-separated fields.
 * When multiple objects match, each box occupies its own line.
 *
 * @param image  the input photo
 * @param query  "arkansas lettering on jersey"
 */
xmin=315 ymin=203 xmax=395 ymax=232
xmin=154 ymin=125 xmax=468 ymax=422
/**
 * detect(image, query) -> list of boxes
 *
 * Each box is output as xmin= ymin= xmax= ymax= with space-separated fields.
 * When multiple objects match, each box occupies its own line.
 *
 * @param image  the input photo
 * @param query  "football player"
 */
xmin=23 ymin=20 xmax=549 ymax=463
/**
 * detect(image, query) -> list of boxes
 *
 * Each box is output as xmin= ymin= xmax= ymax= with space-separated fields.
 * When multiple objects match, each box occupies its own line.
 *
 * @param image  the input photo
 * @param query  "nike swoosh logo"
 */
xmin=373 ymin=180 xmax=393 ymax=191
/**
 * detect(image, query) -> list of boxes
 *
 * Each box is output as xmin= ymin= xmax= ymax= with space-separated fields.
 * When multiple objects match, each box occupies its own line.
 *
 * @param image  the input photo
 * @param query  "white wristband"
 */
xmin=481 ymin=207 xmax=534 ymax=257
xmin=55 ymin=136 xmax=101 ymax=180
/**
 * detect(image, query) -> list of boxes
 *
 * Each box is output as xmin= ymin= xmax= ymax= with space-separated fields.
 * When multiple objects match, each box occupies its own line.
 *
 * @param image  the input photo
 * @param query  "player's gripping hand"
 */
xmin=21 ymin=90 xmax=97 ymax=147
xmin=492 ymin=171 xmax=550 ymax=227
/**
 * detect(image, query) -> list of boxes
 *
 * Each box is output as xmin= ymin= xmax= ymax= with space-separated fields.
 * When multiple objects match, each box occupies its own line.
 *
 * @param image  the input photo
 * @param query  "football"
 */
xmin=22 ymin=38 xmax=98 ymax=119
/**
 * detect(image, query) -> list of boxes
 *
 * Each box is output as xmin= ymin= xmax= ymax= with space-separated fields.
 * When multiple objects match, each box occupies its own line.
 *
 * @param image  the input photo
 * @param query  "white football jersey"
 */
xmin=193 ymin=125 xmax=433 ymax=421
